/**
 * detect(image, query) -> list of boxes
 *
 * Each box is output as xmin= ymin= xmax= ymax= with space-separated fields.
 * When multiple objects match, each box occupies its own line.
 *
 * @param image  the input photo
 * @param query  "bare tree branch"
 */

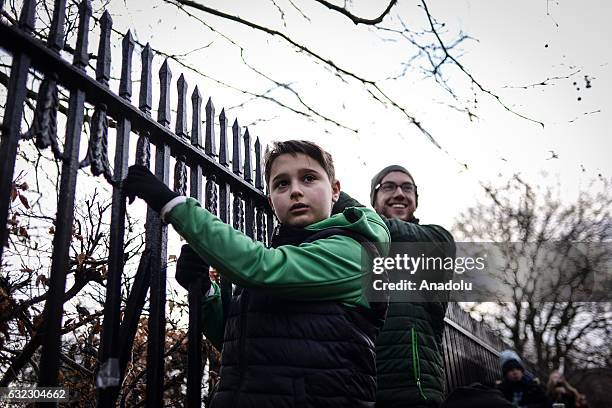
xmin=502 ymin=69 xmax=581 ymax=89
xmin=313 ymin=0 xmax=398 ymax=25
xmin=237 ymin=49 xmax=358 ymax=132
xmin=163 ymin=0 xmax=445 ymax=148
xmin=419 ymin=0 xmax=545 ymax=128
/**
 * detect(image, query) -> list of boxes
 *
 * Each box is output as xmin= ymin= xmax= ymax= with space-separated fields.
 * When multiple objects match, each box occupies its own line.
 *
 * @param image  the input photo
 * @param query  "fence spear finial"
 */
xmin=119 ymin=30 xmax=135 ymax=100
xmin=205 ymin=97 xmax=216 ymax=157
xmin=73 ymin=0 xmax=92 ymax=69
xmin=96 ymin=10 xmax=113 ymax=86
xmin=243 ymin=128 xmax=252 ymax=184
xmin=157 ymin=59 xmax=172 ymax=127
xmin=219 ymin=109 xmax=229 ymax=167
xmin=232 ymin=119 xmax=243 ymax=176
xmin=191 ymin=86 xmax=202 ymax=148
xmin=176 ymin=74 xmax=188 ymax=138
xmin=47 ymin=0 xmax=67 ymax=52
xmin=139 ymin=43 xmax=153 ymax=114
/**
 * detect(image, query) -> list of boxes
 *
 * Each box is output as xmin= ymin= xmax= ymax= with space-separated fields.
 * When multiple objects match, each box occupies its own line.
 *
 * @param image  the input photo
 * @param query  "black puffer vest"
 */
xmin=210 ymin=226 xmax=387 ymax=408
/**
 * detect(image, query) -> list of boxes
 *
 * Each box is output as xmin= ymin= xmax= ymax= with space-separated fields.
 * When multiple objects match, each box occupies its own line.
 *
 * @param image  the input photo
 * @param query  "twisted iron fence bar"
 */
xmin=97 ymin=26 xmax=135 ymax=408
xmin=186 ymin=83 xmax=204 ymax=408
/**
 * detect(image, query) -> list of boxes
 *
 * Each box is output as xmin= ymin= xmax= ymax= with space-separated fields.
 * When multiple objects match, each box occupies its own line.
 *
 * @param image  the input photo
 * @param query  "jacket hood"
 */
xmin=500 ymin=350 xmax=523 ymax=368
xmin=308 ymin=207 xmax=390 ymax=256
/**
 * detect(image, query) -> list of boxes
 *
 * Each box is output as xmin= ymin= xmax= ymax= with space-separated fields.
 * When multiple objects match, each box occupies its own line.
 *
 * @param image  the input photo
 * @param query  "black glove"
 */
xmin=176 ymin=244 xmax=212 ymax=294
xmin=332 ymin=191 xmax=365 ymax=215
xmin=123 ymin=165 xmax=179 ymax=213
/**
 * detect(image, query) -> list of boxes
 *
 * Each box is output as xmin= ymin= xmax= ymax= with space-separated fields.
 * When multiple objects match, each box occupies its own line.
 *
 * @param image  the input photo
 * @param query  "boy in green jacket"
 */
xmin=124 ymin=140 xmax=389 ymax=408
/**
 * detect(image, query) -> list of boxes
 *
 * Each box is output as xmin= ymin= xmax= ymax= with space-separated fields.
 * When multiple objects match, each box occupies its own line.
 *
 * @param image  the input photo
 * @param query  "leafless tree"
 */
xmin=454 ymin=175 xmax=612 ymax=376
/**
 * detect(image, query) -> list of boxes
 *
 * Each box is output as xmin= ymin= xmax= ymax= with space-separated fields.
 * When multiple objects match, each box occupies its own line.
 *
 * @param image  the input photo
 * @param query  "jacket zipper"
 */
xmin=411 ymin=327 xmax=428 ymax=401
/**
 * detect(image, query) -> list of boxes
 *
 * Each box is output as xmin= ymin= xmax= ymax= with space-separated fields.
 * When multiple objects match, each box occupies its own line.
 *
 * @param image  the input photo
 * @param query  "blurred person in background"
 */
xmin=496 ymin=350 xmax=549 ymax=408
xmin=547 ymin=370 xmax=579 ymax=408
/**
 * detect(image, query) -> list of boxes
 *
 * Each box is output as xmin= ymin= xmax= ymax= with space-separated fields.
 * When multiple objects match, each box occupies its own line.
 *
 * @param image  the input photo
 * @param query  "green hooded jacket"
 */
xmin=164 ymin=197 xmax=390 ymax=349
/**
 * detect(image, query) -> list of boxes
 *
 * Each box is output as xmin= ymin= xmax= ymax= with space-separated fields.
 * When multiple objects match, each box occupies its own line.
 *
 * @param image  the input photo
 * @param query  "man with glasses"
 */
xmin=332 ymin=164 xmax=455 ymax=407
xmin=370 ymin=165 xmax=454 ymax=408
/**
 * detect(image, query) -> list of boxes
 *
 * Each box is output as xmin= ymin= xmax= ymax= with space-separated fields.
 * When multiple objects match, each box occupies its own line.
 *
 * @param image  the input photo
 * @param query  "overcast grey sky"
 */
xmin=98 ymin=0 xmax=611 ymax=228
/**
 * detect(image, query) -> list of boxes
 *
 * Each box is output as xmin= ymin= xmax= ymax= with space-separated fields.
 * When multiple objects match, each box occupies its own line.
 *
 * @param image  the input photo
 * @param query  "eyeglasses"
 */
xmin=375 ymin=181 xmax=416 ymax=194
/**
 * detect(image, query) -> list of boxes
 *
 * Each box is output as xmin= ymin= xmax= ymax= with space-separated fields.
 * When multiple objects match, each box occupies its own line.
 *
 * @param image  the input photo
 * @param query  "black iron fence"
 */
xmin=0 ymin=1 xmax=518 ymax=405
xmin=1 ymin=1 xmax=273 ymax=406
xmin=443 ymin=302 xmax=514 ymax=391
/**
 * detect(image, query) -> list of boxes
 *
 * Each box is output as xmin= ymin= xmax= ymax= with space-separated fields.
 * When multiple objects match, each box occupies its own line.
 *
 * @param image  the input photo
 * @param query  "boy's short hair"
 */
xmin=264 ymin=140 xmax=335 ymax=186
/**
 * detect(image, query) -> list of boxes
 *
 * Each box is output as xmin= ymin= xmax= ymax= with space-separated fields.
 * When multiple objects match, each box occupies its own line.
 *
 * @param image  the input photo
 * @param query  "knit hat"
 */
xmin=500 ymin=350 xmax=525 ymax=375
xmin=370 ymin=165 xmax=417 ymax=206
xmin=441 ymin=383 xmax=515 ymax=408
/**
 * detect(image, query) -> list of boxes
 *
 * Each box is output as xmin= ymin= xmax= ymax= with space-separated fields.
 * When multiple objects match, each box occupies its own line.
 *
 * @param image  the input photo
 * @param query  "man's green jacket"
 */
xmin=376 ymin=218 xmax=454 ymax=408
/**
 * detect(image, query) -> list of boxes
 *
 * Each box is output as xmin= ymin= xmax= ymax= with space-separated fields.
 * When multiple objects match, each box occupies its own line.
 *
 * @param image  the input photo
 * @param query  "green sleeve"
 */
xmin=166 ymin=198 xmax=371 ymax=308
xmin=384 ymin=218 xmax=454 ymax=244
xmin=201 ymin=282 xmax=224 ymax=350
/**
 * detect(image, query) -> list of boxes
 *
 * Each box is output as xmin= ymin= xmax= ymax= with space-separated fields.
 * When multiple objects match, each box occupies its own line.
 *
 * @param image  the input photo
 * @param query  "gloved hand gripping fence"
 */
xmin=176 ymin=244 xmax=212 ymax=294
xmin=124 ymin=166 xmax=212 ymax=293
xmin=123 ymin=165 xmax=179 ymax=213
